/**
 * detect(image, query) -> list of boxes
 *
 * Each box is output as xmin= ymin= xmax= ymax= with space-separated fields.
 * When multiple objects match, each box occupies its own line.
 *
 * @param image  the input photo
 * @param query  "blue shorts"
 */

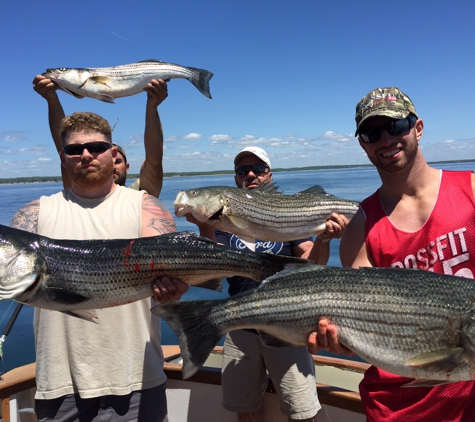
xmin=35 ymin=383 xmax=168 ymax=422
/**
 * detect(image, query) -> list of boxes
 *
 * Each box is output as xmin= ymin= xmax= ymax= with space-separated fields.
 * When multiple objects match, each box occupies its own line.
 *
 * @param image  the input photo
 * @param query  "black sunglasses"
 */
xmin=235 ymin=164 xmax=269 ymax=176
xmin=359 ymin=114 xmax=417 ymax=143
xmin=63 ymin=142 xmax=112 ymax=156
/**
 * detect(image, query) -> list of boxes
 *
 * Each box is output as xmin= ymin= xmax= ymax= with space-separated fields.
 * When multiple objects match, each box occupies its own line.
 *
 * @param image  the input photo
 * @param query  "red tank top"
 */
xmin=359 ymin=170 xmax=475 ymax=422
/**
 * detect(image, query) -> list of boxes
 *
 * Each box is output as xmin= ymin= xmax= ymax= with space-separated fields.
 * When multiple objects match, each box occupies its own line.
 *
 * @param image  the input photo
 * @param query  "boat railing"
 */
xmin=164 ymin=346 xmax=369 ymax=415
xmin=0 ymin=347 xmax=370 ymax=421
xmin=0 ymin=363 xmax=36 ymax=422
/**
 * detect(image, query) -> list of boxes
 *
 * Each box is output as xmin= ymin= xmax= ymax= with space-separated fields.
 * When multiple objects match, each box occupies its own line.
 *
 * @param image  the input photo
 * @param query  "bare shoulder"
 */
xmin=141 ymin=194 xmax=177 ymax=236
xmin=471 ymin=173 xmax=475 ymax=198
xmin=9 ymin=200 xmax=40 ymax=233
xmin=339 ymin=208 xmax=370 ymax=268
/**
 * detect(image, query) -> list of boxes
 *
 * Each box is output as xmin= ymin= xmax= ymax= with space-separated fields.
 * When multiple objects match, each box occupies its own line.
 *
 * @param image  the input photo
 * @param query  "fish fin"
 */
xmin=254 ymin=181 xmax=282 ymax=194
xmin=259 ymin=263 xmax=322 ymax=287
xmin=227 ymin=216 xmax=251 ymax=230
xmin=57 ymin=86 xmax=85 ymax=99
xmin=402 ymin=379 xmax=455 ymax=388
xmin=193 ymin=278 xmax=223 ymax=292
xmin=139 ymin=59 xmax=162 ymax=63
xmin=460 ymin=312 xmax=475 ymax=360
xmin=297 ymin=185 xmax=328 ymax=195
xmin=45 ymin=287 xmax=90 ymax=305
xmin=96 ymin=95 xmax=116 ymax=104
xmin=60 ymin=309 xmax=98 ymax=322
xmin=258 ymin=331 xmax=295 ymax=347
xmin=406 ymin=347 xmax=463 ymax=373
xmin=152 ymin=300 xmax=222 ymax=379
xmin=186 ymin=67 xmax=213 ymax=99
xmin=89 ymin=76 xmax=111 ymax=85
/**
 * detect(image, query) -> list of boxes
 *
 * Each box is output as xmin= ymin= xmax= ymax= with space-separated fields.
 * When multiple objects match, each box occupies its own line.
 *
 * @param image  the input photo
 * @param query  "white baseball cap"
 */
xmin=234 ymin=146 xmax=271 ymax=169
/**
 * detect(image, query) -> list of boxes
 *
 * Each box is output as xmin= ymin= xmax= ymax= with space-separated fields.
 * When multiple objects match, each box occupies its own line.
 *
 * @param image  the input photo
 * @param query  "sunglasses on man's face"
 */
xmin=235 ymin=164 xmax=269 ymax=176
xmin=63 ymin=142 xmax=112 ymax=156
xmin=359 ymin=114 xmax=417 ymax=144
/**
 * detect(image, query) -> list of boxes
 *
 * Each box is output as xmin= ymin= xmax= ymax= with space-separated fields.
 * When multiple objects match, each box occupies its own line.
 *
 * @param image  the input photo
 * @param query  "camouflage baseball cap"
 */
xmin=354 ymin=87 xmax=418 ymax=136
xmin=113 ymin=144 xmax=127 ymax=163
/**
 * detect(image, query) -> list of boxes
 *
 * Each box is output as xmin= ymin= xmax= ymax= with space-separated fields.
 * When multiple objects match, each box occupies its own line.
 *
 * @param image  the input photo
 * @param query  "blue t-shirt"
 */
xmin=214 ymin=228 xmax=311 ymax=296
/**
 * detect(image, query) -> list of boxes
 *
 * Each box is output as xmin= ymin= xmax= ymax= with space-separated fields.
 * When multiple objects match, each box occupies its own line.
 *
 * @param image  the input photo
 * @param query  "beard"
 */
xmin=69 ymin=159 xmax=114 ymax=189
xmin=113 ymin=170 xmax=127 ymax=186
xmin=369 ymin=132 xmax=418 ymax=174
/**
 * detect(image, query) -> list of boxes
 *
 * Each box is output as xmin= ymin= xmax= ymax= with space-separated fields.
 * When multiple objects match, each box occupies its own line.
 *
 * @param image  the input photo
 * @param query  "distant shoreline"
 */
xmin=1 ymin=160 xmax=473 ymax=185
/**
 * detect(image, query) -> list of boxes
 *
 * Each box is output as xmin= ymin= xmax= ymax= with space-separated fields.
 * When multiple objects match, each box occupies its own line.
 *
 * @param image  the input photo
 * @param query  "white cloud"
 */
xmin=183 ymin=133 xmax=202 ymax=140
xmin=2 ymin=145 xmax=46 ymax=155
xmin=1 ymin=131 xmax=27 ymax=142
xmin=209 ymin=134 xmax=233 ymax=143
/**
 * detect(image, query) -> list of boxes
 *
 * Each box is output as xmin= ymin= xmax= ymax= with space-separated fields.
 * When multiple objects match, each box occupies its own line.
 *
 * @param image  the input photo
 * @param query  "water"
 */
xmin=0 ymin=162 xmax=473 ymax=372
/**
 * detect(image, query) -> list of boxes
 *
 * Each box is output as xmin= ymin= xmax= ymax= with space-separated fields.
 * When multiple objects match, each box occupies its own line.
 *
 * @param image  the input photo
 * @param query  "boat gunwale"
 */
xmin=162 ymin=346 xmax=367 ymax=415
xmin=0 ymin=347 xmax=368 ymax=416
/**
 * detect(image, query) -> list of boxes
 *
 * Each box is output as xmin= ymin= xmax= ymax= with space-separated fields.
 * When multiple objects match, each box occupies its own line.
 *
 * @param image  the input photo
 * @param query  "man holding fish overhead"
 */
xmin=9 ymin=111 xmax=187 ymax=421
xmin=185 ymin=147 xmax=348 ymax=422
xmin=309 ymin=87 xmax=475 ymax=421
xmin=33 ymin=75 xmax=168 ymax=197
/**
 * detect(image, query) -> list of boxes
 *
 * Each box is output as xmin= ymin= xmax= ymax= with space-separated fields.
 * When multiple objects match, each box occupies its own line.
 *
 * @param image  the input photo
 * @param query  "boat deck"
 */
xmin=0 ymin=346 xmax=369 ymax=422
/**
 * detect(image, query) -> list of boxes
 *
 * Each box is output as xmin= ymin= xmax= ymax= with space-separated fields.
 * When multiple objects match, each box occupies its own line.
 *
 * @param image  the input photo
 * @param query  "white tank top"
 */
xmin=35 ymin=186 xmax=165 ymax=399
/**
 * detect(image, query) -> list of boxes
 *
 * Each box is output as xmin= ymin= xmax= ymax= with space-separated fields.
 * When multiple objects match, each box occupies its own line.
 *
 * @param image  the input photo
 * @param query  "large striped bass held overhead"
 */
xmin=153 ymin=264 xmax=475 ymax=383
xmin=174 ymin=183 xmax=359 ymax=242
xmin=42 ymin=59 xmax=213 ymax=103
xmin=0 ymin=225 xmax=309 ymax=320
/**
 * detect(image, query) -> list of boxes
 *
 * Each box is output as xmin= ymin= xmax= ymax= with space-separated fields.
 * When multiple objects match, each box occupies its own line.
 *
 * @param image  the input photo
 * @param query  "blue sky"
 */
xmin=2 ymin=1 xmax=475 ymax=178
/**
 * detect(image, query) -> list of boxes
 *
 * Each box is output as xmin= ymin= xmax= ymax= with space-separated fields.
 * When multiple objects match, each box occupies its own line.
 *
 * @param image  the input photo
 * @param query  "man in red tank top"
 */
xmin=307 ymin=87 xmax=475 ymax=421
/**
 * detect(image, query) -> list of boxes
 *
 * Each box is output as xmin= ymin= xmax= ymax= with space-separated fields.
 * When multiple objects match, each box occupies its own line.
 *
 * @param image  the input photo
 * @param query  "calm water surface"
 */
xmin=0 ymin=162 xmax=473 ymax=372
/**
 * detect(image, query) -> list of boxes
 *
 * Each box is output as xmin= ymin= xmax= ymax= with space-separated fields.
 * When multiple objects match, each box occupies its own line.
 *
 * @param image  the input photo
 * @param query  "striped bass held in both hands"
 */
xmin=42 ymin=59 xmax=213 ymax=103
xmin=153 ymin=264 xmax=475 ymax=383
xmin=174 ymin=183 xmax=359 ymax=242
xmin=0 ymin=225 xmax=309 ymax=319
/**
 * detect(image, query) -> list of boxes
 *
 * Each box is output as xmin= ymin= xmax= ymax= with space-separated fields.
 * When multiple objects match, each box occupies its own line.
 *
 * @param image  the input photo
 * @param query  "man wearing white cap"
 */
xmin=190 ymin=146 xmax=348 ymax=422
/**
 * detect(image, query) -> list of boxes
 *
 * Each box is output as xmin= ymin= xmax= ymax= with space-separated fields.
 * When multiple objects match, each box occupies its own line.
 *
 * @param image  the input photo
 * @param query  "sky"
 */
xmin=2 ymin=0 xmax=475 ymax=178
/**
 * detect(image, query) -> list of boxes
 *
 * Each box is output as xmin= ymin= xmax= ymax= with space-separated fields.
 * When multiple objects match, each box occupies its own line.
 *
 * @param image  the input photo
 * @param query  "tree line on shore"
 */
xmin=0 ymin=160 xmax=472 ymax=185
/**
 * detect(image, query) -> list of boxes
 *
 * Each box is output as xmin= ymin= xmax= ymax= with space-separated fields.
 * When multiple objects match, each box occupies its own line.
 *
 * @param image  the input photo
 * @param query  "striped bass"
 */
xmin=154 ymin=264 xmax=475 ymax=383
xmin=174 ymin=184 xmax=359 ymax=242
xmin=0 ymin=225 xmax=308 ymax=319
xmin=42 ymin=59 xmax=213 ymax=103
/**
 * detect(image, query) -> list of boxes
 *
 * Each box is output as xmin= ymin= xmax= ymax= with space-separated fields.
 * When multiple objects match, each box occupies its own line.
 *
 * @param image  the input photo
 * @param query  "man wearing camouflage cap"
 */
xmin=308 ymin=87 xmax=475 ymax=421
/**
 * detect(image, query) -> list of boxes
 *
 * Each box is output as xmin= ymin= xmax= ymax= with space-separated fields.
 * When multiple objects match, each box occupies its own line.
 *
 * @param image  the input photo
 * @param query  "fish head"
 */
xmin=174 ymin=187 xmax=228 ymax=223
xmin=42 ymin=67 xmax=91 ymax=98
xmin=0 ymin=234 xmax=45 ymax=300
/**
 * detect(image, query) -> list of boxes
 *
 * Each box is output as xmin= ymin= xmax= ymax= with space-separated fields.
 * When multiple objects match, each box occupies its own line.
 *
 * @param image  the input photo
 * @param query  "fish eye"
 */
xmin=190 ymin=190 xmax=198 ymax=196
xmin=59 ymin=68 xmax=67 ymax=71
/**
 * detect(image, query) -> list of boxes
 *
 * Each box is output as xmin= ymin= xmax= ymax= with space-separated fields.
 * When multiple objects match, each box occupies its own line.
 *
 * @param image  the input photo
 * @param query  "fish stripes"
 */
xmin=0 ymin=225 xmax=310 ymax=316
xmin=154 ymin=264 xmax=475 ymax=381
xmin=174 ymin=184 xmax=359 ymax=242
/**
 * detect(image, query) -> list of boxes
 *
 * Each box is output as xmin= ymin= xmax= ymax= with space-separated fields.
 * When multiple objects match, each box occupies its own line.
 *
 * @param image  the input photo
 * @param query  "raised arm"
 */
xmin=33 ymin=75 xmax=70 ymax=189
xmin=137 ymin=79 xmax=168 ymax=197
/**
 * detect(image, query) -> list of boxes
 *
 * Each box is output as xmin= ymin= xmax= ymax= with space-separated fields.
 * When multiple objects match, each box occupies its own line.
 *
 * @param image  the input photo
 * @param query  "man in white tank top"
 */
xmin=9 ymin=111 xmax=187 ymax=422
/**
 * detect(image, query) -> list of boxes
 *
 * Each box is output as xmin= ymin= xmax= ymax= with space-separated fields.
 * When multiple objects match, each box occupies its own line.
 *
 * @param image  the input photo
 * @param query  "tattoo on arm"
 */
xmin=9 ymin=200 xmax=40 ymax=233
xmin=142 ymin=195 xmax=177 ymax=235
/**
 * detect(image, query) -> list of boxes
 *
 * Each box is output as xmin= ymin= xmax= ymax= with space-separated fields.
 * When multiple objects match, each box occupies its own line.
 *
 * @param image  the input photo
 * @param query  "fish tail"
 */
xmin=151 ymin=300 xmax=222 ymax=378
xmin=188 ymin=68 xmax=213 ymax=99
